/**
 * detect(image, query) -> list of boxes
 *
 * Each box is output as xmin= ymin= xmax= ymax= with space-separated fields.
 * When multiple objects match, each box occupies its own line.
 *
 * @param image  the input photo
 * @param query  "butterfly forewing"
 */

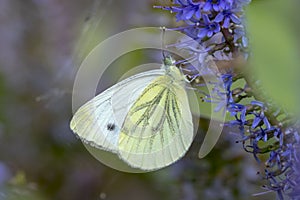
xmin=70 ymin=69 xmax=164 ymax=153
xmin=118 ymin=74 xmax=194 ymax=170
xmin=70 ymin=89 xmax=120 ymax=152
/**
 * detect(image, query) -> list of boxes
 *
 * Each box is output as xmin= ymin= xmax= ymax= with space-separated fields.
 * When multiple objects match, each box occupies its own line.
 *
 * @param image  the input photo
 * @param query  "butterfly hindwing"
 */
xmin=118 ymin=74 xmax=194 ymax=170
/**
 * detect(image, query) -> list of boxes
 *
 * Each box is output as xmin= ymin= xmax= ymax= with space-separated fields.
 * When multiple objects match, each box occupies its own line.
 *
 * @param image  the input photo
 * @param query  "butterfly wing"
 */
xmin=70 ymin=69 xmax=164 ymax=153
xmin=117 ymin=75 xmax=194 ymax=170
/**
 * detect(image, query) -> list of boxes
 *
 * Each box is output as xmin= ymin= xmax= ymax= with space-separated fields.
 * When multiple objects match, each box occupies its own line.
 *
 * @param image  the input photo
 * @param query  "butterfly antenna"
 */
xmin=160 ymin=26 xmax=167 ymax=61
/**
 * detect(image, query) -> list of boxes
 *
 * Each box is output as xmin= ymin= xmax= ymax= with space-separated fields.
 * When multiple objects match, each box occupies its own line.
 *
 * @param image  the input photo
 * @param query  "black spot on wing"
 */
xmin=107 ymin=123 xmax=115 ymax=131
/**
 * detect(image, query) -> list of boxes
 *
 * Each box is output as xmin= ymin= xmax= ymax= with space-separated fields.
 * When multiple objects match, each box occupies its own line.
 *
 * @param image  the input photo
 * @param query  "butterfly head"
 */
xmin=162 ymin=56 xmax=186 ymax=83
xmin=163 ymin=55 xmax=176 ymax=67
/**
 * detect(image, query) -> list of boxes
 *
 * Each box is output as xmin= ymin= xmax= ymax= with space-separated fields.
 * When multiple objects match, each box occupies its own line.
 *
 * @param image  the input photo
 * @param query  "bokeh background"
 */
xmin=0 ymin=0 xmax=282 ymax=199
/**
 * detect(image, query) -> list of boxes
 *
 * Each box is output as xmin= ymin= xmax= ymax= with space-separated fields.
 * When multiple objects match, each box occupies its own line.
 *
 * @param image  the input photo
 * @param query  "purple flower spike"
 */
xmin=157 ymin=0 xmax=300 ymax=199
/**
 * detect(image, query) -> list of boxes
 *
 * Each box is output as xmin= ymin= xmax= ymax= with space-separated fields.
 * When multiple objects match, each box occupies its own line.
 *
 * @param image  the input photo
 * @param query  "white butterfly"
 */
xmin=70 ymin=56 xmax=196 ymax=171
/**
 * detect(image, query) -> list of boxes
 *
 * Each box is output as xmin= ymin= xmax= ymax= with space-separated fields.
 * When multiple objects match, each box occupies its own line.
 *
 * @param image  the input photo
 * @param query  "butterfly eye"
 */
xmin=107 ymin=123 xmax=116 ymax=131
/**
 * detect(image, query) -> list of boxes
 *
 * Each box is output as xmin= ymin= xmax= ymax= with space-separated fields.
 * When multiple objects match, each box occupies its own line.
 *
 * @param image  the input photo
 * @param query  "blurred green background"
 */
xmin=247 ymin=0 xmax=300 ymax=114
xmin=0 ymin=0 xmax=283 ymax=199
